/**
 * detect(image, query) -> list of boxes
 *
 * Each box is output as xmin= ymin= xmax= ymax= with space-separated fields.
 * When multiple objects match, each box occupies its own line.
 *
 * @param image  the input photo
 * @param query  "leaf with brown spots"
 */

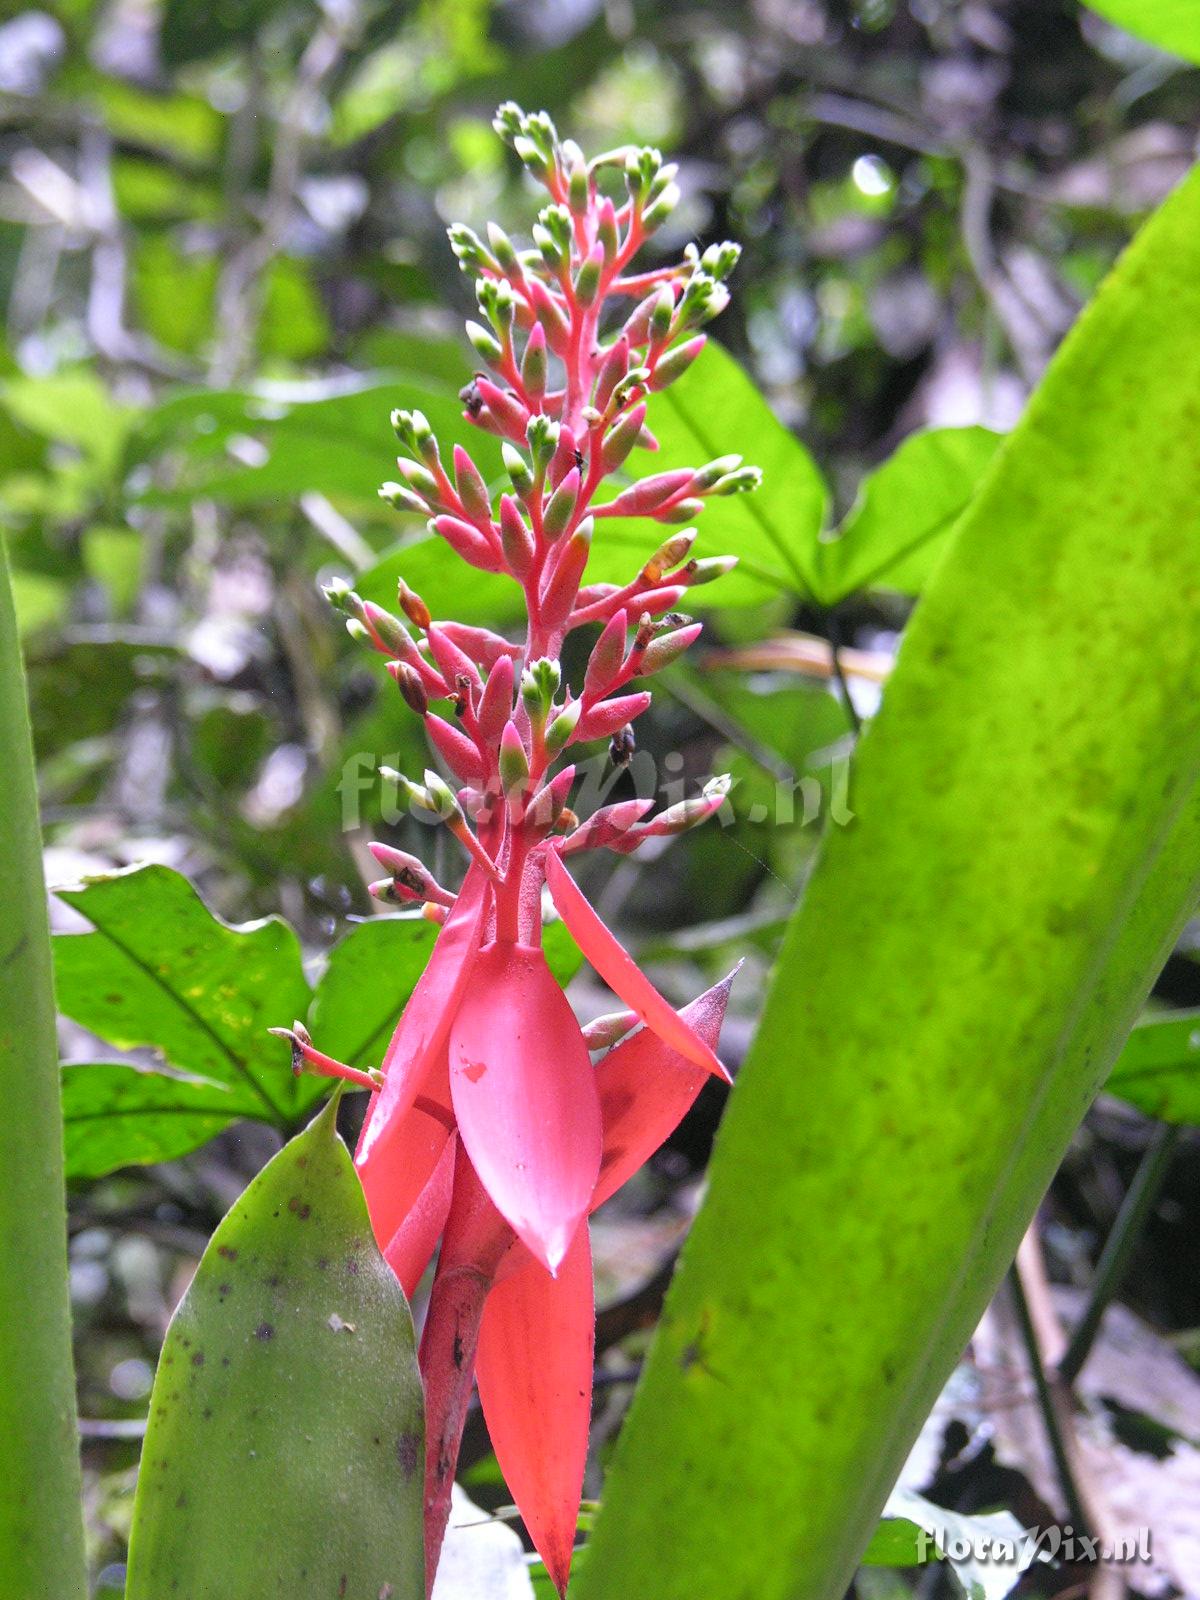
xmin=126 ymin=1095 xmax=424 ymax=1599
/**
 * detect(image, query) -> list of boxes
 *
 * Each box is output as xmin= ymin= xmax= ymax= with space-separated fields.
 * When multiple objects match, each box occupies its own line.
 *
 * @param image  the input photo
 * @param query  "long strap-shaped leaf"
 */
xmin=0 ymin=532 xmax=87 ymax=1599
xmin=578 ymin=166 xmax=1200 ymax=1600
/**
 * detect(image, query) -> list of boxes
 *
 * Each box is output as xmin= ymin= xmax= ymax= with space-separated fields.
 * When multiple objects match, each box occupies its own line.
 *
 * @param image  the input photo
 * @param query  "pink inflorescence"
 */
xmin=291 ymin=103 xmax=759 ymax=1596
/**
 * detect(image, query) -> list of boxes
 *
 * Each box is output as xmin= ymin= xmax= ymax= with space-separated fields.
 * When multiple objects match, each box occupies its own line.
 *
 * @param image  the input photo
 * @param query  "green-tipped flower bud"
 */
xmin=692 ymin=454 xmax=743 ymax=491
xmin=422 ymin=768 xmax=462 ymax=822
xmin=700 ymin=240 xmax=742 ymax=281
xmin=380 ymin=481 xmax=431 ymax=516
xmin=545 ymin=698 xmax=582 ymax=756
xmin=682 ymin=555 xmax=739 ymax=587
xmin=345 ymin=617 xmax=371 ymax=644
xmin=447 ymin=223 xmax=498 ymax=276
xmin=499 ymin=720 xmax=530 ymax=794
xmin=466 ymin=320 xmax=504 ymax=365
xmin=502 ymin=442 xmax=535 ymax=497
xmin=409 ymin=409 xmax=438 ymax=466
xmin=657 ymin=496 xmax=704 ymax=524
xmin=486 ymin=221 xmax=520 ymax=272
xmin=396 ymin=458 xmax=440 ymax=500
xmin=642 ymin=182 xmax=680 ymax=234
xmin=521 ymin=657 xmax=561 ymax=724
xmin=521 ymin=323 xmax=548 ymax=398
xmin=542 ymin=466 xmax=580 ymax=540
xmin=574 ymin=243 xmax=605 ymax=307
xmin=709 ymin=465 xmax=763 ymax=496
xmin=492 ymin=101 xmax=524 ymax=145
xmin=567 ymin=157 xmax=589 ymax=216
xmin=322 ymin=577 xmax=361 ymax=617
xmin=514 ymin=134 xmax=552 ymax=177
xmin=650 ymin=285 xmax=675 ymax=342
xmin=526 ymin=414 xmax=560 ymax=469
xmin=649 ymin=334 xmax=706 ymax=390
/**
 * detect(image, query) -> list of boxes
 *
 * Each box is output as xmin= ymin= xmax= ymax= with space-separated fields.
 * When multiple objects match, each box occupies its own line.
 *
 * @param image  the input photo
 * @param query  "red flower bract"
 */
xmin=277 ymin=100 xmax=760 ymax=1597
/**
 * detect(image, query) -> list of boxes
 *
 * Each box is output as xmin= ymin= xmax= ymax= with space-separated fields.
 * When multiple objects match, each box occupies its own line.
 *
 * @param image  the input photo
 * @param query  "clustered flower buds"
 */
xmin=287 ymin=104 xmax=760 ymax=1599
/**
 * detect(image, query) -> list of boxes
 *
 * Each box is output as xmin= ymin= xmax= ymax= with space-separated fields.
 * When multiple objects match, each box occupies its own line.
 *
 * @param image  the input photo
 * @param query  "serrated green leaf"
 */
xmin=1106 ymin=1010 xmax=1200 ymax=1122
xmin=125 ymin=1097 xmax=424 ymax=1599
xmin=811 ymin=427 xmax=1004 ymax=605
xmin=53 ymin=863 xmax=314 ymax=1127
xmin=61 ymin=1062 xmax=251 ymax=1180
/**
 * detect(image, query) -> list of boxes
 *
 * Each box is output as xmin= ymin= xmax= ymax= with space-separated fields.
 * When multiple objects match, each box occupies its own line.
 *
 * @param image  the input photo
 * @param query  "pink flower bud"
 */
xmin=521 ymin=322 xmax=548 ymax=399
xmin=600 ymin=402 xmax=647 ymax=474
xmin=583 ymin=609 xmax=628 ymax=698
xmin=542 ymin=466 xmax=580 ymax=540
xmin=649 ymin=334 xmax=705 ymax=390
xmin=475 ymin=377 xmax=531 ymax=441
xmin=574 ymin=692 xmax=651 ymax=741
xmin=499 ymin=494 xmax=535 ymax=577
xmin=360 ymin=601 xmax=409 ymax=657
xmin=499 ymin=719 xmax=530 ymax=794
xmin=438 ymin=622 xmax=521 ymax=671
xmin=453 ymin=444 xmax=493 ymax=522
xmin=540 ymin=519 xmax=593 ymax=630
xmin=601 ymin=469 xmax=694 ymax=518
xmin=528 ymin=278 xmax=570 ymax=356
xmin=427 ymin=623 xmax=483 ymax=693
xmin=622 ymin=288 xmax=662 ymax=346
xmin=526 ymin=763 xmax=576 ymax=829
xmin=427 ymin=713 xmax=486 ymax=782
xmin=477 ymin=655 xmax=515 ymax=746
xmin=636 ymin=621 xmax=702 ymax=675
xmin=559 ymin=797 xmax=654 ymax=855
xmin=593 ymin=335 xmax=630 ymax=413
xmin=431 ymin=514 xmax=505 ymax=573
xmin=580 ymin=1009 xmax=638 ymax=1048
xmin=548 ymin=424 xmax=580 ymax=489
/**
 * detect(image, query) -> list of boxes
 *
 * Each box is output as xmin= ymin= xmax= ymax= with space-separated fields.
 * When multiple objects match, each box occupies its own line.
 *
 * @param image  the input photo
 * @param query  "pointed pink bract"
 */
xmin=448 ymin=941 xmax=601 ymax=1272
xmin=544 ymin=850 xmax=729 ymax=1082
xmin=475 ymin=1223 xmax=594 ymax=1597
xmin=593 ymin=969 xmax=737 ymax=1210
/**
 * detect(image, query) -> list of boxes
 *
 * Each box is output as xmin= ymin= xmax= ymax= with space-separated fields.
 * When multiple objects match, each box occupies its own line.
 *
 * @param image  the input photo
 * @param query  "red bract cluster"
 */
xmin=279 ymin=103 xmax=759 ymax=1595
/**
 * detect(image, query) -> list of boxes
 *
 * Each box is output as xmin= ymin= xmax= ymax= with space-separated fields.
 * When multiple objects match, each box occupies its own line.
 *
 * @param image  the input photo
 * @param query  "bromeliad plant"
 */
xmin=274 ymin=103 xmax=760 ymax=1593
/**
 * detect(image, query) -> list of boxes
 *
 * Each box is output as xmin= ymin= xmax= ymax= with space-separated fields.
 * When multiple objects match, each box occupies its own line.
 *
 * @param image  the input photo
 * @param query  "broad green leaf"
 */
xmin=1106 ymin=1011 xmax=1200 ymax=1122
xmin=578 ymin=167 xmax=1200 ymax=1600
xmin=309 ymin=915 xmax=441 ymax=1073
xmin=61 ymin=1062 xmax=249 ymax=1180
xmin=810 ymin=427 xmax=1004 ymax=605
xmin=1087 ymin=1 xmax=1200 ymax=63
xmin=125 ymin=1097 xmax=425 ymax=1600
xmin=129 ymin=371 xmax=501 ymax=511
xmin=53 ymin=863 xmax=314 ymax=1128
xmin=591 ymin=342 xmax=828 ymax=605
xmin=1 ymin=371 xmax=131 ymax=476
xmin=0 ymin=531 xmax=87 ymax=1596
